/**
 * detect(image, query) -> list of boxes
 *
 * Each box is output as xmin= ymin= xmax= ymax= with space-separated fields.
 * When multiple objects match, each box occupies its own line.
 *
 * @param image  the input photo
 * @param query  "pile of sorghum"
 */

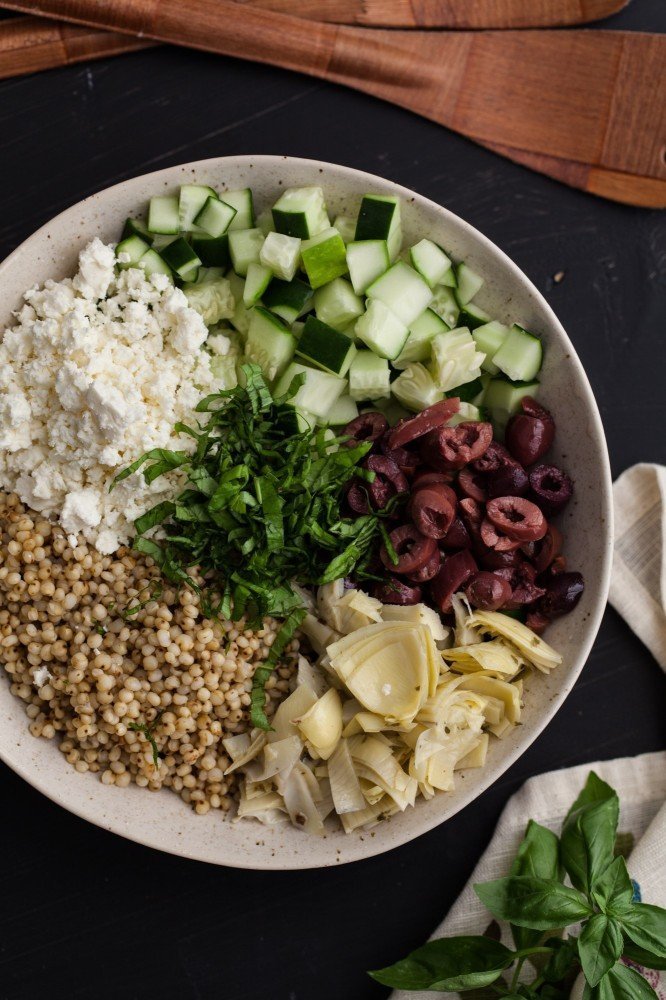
xmin=0 ymin=492 xmax=299 ymax=816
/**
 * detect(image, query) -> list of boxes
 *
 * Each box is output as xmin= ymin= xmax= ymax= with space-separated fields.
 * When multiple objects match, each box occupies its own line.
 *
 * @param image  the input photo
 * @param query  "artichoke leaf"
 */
xmin=467 ymin=610 xmax=562 ymax=672
xmin=296 ymin=687 xmax=343 ymax=760
xmin=458 ymin=673 xmax=522 ymax=724
xmin=328 ymin=739 xmax=366 ymax=814
xmin=381 ymin=602 xmax=450 ymax=643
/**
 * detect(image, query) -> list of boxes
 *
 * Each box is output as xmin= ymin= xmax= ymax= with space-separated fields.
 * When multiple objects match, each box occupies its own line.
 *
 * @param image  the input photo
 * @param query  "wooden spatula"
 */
xmin=4 ymin=0 xmax=665 ymax=208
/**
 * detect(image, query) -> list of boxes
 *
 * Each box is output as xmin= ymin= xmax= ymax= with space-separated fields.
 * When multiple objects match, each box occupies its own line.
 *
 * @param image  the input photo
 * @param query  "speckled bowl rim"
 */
xmin=0 ymin=155 xmax=613 ymax=869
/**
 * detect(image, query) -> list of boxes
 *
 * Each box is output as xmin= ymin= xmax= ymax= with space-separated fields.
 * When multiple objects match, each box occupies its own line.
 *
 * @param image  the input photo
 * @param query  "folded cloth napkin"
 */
xmin=391 ymin=752 xmax=666 ymax=1000
xmin=610 ymin=463 xmax=666 ymax=669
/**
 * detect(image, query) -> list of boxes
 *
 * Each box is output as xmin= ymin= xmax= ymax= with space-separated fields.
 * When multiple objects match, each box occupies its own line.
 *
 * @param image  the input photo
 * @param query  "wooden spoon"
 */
xmin=3 ymin=0 xmax=664 ymax=208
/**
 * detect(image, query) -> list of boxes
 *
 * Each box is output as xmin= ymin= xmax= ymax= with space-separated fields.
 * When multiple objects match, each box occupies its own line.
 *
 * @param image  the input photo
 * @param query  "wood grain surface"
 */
xmin=3 ymin=0 xmax=665 ymax=207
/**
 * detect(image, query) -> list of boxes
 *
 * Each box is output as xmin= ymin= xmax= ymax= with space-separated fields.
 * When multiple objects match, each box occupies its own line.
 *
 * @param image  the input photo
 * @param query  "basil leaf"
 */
xmin=134 ymin=500 xmax=176 ymax=536
xmin=250 ymin=607 xmax=306 ymax=731
xmin=369 ymin=936 xmax=515 ymax=992
xmin=583 ymin=961 xmax=659 ymax=1000
xmin=510 ymin=820 xmax=561 ymax=949
xmin=561 ymin=773 xmax=619 ymax=896
xmin=110 ymin=447 xmax=189 ymax=489
xmin=542 ymin=937 xmax=579 ymax=984
xmin=475 ymin=876 xmax=592 ymax=929
xmin=623 ymin=943 xmax=666 ymax=971
xmin=619 ymin=903 xmax=666 ymax=960
xmin=578 ymin=914 xmax=623 ymax=986
xmin=592 ymin=856 xmax=635 ymax=914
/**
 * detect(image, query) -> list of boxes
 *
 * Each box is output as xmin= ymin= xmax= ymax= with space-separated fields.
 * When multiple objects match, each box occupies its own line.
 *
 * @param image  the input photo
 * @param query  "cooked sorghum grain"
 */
xmin=0 ymin=493 xmax=298 ymax=815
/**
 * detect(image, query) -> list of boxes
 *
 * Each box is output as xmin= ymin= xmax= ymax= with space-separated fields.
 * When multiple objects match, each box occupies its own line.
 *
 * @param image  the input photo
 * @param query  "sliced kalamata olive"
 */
xmin=459 ymin=497 xmax=484 ymax=544
xmin=430 ymin=550 xmax=478 ymax=613
xmin=369 ymin=477 xmax=392 ymax=510
xmin=409 ymin=487 xmax=455 ymax=539
xmin=487 ymin=462 xmax=529 ymax=499
xmin=458 ymin=467 xmax=487 ymax=502
xmin=380 ymin=443 xmax=421 ymax=477
xmin=539 ymin=571 xmax=584 ymax=618
xmin=343 ymin=412 xmax=388 ymax=447
xmin=380 ymin=524 xmax=437 ymax=575
xmin=472 ymin=440 xmax=514 ymax=474
xmin=387 ymin=398 xmax=460 ymax=451
xmin=549 ymin=554 xmax=567 ymax=575
xmin=526 ymin=523 xmax=563 ymax=574
xmin=374 ymin=577 xmax=422 ymax=605
xmin=505 ymin=397 xmax=555 ymax=467
xmin=486 ymin=496 xmax=548 ymax=542
xmin=441 ymin=515 xmax=472 ymax=550
xmin=420 ymin=422 xmax=493 ymax=471
xmin=344 ymin=478 xmax=370 ymax=515
xmin=529 ymin=464 xmax=574 ymax=516
xmin=464 ymin=571 xmax=512 ymax=611
xmin=364 ymin=455 xmax=408 ymax=510
xmin=412 ymin=470 xmax=454 ymax=488
xmin=479 ymin=547 xmax=524 ymax=569
xmin=407 ymin=548 xmax=441 ymax=583
xmin=495 ymin=563 xmax=545 ymax=609
xmin=480 ymin=518 xmax=523 ymax=552
xmin=526 ymin=609 xmax=550 ymax=634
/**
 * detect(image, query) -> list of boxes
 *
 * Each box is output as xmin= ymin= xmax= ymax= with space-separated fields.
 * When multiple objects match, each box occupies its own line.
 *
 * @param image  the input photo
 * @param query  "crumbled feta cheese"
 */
xmin=0 ymin=240 xmax=225 ymax=552
xmin=33 ymin=665 xmax=52 ymax=689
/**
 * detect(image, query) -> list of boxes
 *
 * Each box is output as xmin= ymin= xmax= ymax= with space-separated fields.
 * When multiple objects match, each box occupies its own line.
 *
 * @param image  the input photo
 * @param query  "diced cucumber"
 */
xmin=492 ymin=324 xmax=543 ymax=382
xmin=333 ymin=215 xmax=357 ymax=245
xmin=301 ymin=228 xmax=348 ymax=289
xmin=440 ymin=261 xmax=458 ymax=288
xmin=355 ymin=300 xmax=408 ymax=361
xmin=180 ymin=265 xmax=200 ymax=285
xmin=138 ymin=249 xmax=173 ymax=280
xmin=483 ymin=377 xmax=539 ymax=430
xmin=448 ymin=402 xmax=485 ymax=426
xmin=409 ymin=239 xmax=452 ymax=288
xmin=391 ymin=363 xmax=443 ymax=412
xmin=179 ymin=184 xmax=217 ymax=232
xmin=194 ymin=196 xmax=237 ymax=238
xmin=320 ymin=394 xmax=358 ymax=426
xmin=366 ymin=261 xmax=432 ymax=327
xmin=245 ymin=306 xmax=296 ymax=382
xmin=256 ymin=208 xmax=273 ymax=236
xmin=227 ymin=271 xmax=251 ymax=336
xmin=455 ymin=262 xmax=484 ymax=305
xmin=429 ymin=284 xmax=460 ymax=328
xmin=243 ymin=262 xmax=273 ymax=307
xmin=190 ymin=233 xmax=230 ymax=269
xmin=151 ymin=234 xmax=176 ymax=251
xmin=472 ymin=321 xmax=510 ymax=375
xmin=393 ymin=308 xmax=449 ymax=368
xmin=313 ymin=277 xmax=363 ymax=331
xmin=457 ymin=301 xmax=491 ymax=330
xmin=159 ymin=237 xmax=202 ymax=279
xmin=372 ymin=395 xmax=410 ymax=424
xmin=296 ymin=315 xmax=357 ymax=377
xmin=121 ymin=217 xmax=151 ymax=242
xmin=262 ymin=278 xmax=312 ymax=325
xmin=260 ymin=231 xmax=301 ymax=281
xmin=116 ymin=234 xmax=150 ymax=269
xmin=147 ymin=195 xmax=180 ymax=235
xmin=275 ymin=403 xmax=315 ymax=436
xmin=448 ymin=375 xmax=485 ymax=404
xmin=274 ymin=362 xmax=346 ymax=419
xmin=183 ymin=272 xmax=234 ymax=326
xmin=291 ymin=320 xmax=305 ymax=340
xmin=229 ymin=228 xmax=265 ymax=277
xmin=222 ymin=189 xmax=255 ymax=231
xmin=354 ymin=195 xmax=402 ymax=261
xmin=430 ymin=327 xmax=484 ymax=393
xmin=348 ymin=351 xmax=390 ymax=401
xmin=272 ymin=186 xmax=329 ymax=239
xmin=346 ymin=240 xmax=389 ymax=295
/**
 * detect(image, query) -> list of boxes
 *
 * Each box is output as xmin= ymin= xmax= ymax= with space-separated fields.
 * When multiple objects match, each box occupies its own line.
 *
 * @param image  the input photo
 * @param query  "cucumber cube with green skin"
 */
xmin=457 ymin=301 xmax=492 ymax=330
xmin=348 ymin=350 xmax=390 ymax=401
xmin=429 ymin=284 xmax=460 ymax=327
xmin=391 ymin=363 xmax=444 ymax=412
xmin=333 ymin=215 xmax=357 ymax=244
xmin=222 ymin=189 xmax=255 ymax=231
xmin=430 ymin=326 xmax=484 ymax=393
xmin=355 ymin=300 xmax=409 ymax=360
xmin=272 ymin=186 xmax=330 ymax=239
xmin=301 ymin=228 xmax=348 ymax=289
xmin=243 ymin=262 xmax=273 ymax=307
xmin=244 ymin=306 xmax=296 ymax=382
xmin=472 ymin=321 xmax=510 ymax=375
xmin=448 ymin=402 xmax=485 ymax=426
xmin=393 ymin=308 xmax=449 ymax=368
xmin=159 ymin=237 xmax=202 ymax=278
xmin=409 ymin=239 xmax=453 ymax=287
xmin=483 ymin=377 xmax=539 ymax=431
xmin=296 ymin=315 xmax=357 ymax=378
xmin=366 ymin=261 xmax=432 ymax=327
xmin=274 ymin=362 xmax=346 ymax=419
xmin=455 ymin=262 xmax=484 ymax=304
xmin=346 ymin=239 xmax=390 ymax=295
xmin=138 ymin=249 xmax=173 ymax=280
xmin=262 ymin=278 xmax=312 ymax=325
xmin=227 ymin=271 xmax=251 ymax=336
xmin=492 ymin=324 xmax=543 ymax=382
xmin=190 ymin=233 xmax=230 ymax=269
xmin=179 ymin=184 xmax=217 ymax=232
xmin=313 ymin=277 xmax=364 ymax=330
xmin=121 ymin=217 xmax=151 ymax=242
xmin=354 ymin=194 xmax=402 ymax=261
xmin=260 ymin=231 xmax=302 ymax=281
xmin=147 ymin=195 xmax=180 ymax=235
xmin=116 ymin=234 xmax=150 ymax=269
xmin=228 ymin=228 xmax=265 ymax=277
xmin=194 ymin=196 xmax=237 ymax=238
xmin=320 ymin=394 xmax=358 ymax=426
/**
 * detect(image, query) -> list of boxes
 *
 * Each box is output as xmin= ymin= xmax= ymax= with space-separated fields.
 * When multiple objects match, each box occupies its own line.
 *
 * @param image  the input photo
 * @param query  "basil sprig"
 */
xmin=370 ymin=772 xmax=666 ymax=997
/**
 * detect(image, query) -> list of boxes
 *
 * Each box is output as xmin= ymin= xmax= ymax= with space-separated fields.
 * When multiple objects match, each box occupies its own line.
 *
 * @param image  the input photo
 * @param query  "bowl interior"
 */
xmin=0 ymin=155 xmax=612 ymax=868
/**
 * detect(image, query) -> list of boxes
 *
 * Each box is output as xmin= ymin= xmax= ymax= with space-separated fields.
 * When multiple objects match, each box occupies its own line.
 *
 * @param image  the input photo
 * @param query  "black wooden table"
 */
xmin=1 ymin=3 xmax=665 ymax=998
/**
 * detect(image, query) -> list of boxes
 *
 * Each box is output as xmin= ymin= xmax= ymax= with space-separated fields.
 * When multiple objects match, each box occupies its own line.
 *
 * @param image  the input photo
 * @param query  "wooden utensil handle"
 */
xmin=0 ymin=15 xmax=152 ymax=80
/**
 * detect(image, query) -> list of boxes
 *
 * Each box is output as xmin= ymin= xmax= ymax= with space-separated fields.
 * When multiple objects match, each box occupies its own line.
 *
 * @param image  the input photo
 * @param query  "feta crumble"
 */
xmin=0 ymin=239 xmax=230 ymax=553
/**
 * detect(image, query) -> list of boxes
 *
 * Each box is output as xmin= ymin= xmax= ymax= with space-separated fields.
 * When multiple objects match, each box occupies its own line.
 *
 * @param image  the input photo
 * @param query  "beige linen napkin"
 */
xmin=391 ymin=752 xmax=666 ymax=1000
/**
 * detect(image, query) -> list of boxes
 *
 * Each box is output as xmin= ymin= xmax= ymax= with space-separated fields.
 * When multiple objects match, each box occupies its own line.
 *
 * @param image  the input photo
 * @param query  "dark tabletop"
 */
xmin=1 ymin=3 xmax=665 ymax=999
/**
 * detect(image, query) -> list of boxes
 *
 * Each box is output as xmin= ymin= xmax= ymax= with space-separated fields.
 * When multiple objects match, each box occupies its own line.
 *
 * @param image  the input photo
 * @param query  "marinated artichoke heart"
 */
xmin=467 ymin=610 xmax=563 ymax=672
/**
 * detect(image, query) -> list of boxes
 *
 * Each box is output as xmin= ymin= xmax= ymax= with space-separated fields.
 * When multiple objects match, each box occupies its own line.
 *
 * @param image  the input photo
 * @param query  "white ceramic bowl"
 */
xmin=0 ymin=156 xmax=613 ymax=869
